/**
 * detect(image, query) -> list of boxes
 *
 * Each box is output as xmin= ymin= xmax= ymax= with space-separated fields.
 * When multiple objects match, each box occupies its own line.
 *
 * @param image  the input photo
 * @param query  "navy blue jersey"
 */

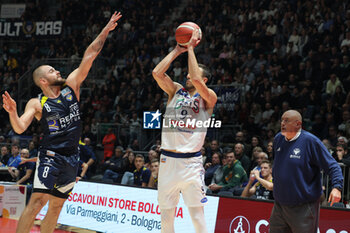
xmin=39 ymin=85 xmax=81 ymax=155
xmin=273 ymin=130 xmax=343 ymax=205
xmin=133 ymin=166 xmax=151 ymax=186
xmin=18 ymin=161 xmax=35 ymax=184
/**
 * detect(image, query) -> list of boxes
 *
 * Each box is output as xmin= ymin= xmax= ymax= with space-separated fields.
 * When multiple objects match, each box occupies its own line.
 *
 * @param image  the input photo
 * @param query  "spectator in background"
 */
xmin=6 ymin=144 xmax=21 ymax=168
xmin=78 ymin=139 xmax=96 ymax=178
xmin=145 ymin=149 xmax=159 ymax=170
xmin=334 ymin=144 xmax=350 ymax=166
xmin=10 ymin=148 xmax=35 ymax=187
xmin=204 ymin=152 xmax=221 ymax=186
xmin=120 ymin=151 xmax=136 ymax=185
xmin=338 ymin=110 xmax=350 ymax=138
xmin=235 ymin=131 xmax=251 ymax=154
xmin=325 ymin=74 xmax=343 ymax=98
xmin=102 ymin=146 xmax=124 ymax=183
xmin=266 ymin=140 xmax=274 ymax=161
xmin=209 ymin=153 xmax=228 ymax=187
xmin=9 ymin=148 xmax=35 ymax=185
xmin=148 ymin=159 xmax=159 ymax=188
xmin=250 ymin=151 xmax=269 ymax=172
xmin=250 ymin=146 xmax=263 ymax=163
xmin=129 ymin=112 xmax=141 ymax=143
xmin=0 ymin=145 xmax=10 ymax=166
xmin=28 ymin=140 xmax=38 ymax=158
xmin=133 ymin=154 xmax=151 ymax=187
xmin=206 ymin=139 xmax=223 ymax=162
xmin=234 ymin=143 xmax=251 ymax=175
xmin=241 ymin=160 xmax=273 ymax=200
xmin=102 ymin=128 xmax=117 ymax=161
xmin=76 ymin=162 xmax=89 ymax=182
xmin=13 ymin=148 xmax=35 ymax=203
xmin=208 ymin=150 xmax=247 ymax=194
xmin=250 ymin=135 xmax=264 ymax=152
xmin=337 ymin=136 xmax=348 ymax=147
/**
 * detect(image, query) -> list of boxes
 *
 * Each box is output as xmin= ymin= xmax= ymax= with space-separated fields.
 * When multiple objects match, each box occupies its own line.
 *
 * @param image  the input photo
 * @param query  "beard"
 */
xmin=50 ymin=79 xmax=66 ymax=86
xmin=185 ymin=81 xmax=195 ymax=91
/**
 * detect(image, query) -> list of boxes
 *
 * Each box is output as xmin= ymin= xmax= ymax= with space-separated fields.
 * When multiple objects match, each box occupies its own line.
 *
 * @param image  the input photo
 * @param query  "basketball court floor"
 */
xmin=0 ymin=217 xmax=95 ymax=233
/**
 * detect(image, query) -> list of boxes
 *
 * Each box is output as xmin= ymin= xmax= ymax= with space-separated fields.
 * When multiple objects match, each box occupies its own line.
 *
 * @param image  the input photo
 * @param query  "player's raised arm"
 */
xmin=187 ymin=29 xmax=217 ymax=109
xmin=66 ymin=11 xmax=122 ymax=98
xmin=152 ymin=45 xmax=186 ymax=99
xmin=2 ymin=92 xmax=41 ymax=134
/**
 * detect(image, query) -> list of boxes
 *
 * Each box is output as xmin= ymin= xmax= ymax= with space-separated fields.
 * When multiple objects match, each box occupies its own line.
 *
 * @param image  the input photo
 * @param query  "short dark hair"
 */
xmin=336 ymin=143 xmax=348 ymax=151
xmin=151 ymin=159 xmax=159 ymax=164
xmin=135 ymin=154 xmax=144 ymax=161
xmin=199 ymin=64 xmax=212 ymax=84
xmin=261 ymin=160 xmax=272 ymax=168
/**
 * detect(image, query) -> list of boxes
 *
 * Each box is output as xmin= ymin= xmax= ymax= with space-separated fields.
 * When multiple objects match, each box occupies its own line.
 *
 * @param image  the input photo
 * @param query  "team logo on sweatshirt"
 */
xmin=290 ymin=148 xmax=301 ymax=159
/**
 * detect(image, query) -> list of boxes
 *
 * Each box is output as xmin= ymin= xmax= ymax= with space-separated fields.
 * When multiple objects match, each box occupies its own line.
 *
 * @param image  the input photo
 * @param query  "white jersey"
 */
xmin=161 ymin=88 xmax=210 ymax=153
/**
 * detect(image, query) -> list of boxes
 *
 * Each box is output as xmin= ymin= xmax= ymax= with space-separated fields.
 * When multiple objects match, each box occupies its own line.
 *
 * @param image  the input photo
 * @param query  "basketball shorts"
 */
xmin=33 ymin=149 xmax=79 ymax=198
xmin=158 ymin=152 xmax=207 ymax=209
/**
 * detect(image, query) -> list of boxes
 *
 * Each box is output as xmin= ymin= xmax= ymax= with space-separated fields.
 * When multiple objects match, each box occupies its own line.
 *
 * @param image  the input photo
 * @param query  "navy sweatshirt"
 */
xmin=273 ymin=130 xmax=343 ymax=205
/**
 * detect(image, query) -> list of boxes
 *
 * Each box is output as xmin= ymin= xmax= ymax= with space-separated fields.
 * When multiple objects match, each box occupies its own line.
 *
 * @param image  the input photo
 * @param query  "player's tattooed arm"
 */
xmin=66 ymin=11 xmax=122 ymax=99
xmin=92 ymin=38 xmax=106 ymax=53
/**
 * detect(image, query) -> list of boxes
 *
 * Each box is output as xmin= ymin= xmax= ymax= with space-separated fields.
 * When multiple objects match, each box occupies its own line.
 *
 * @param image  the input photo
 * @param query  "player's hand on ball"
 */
xmin=106 ymin=11 xmax=122 ymax=31
xmin=175 ymin=44 xmax=187 ymax=54
xmin=188 ymin=29 xmax=201 ymax=48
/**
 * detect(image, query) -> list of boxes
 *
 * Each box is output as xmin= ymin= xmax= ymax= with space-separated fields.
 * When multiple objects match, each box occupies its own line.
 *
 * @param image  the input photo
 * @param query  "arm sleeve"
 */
xmin=312 ymin=138 xmax=344 ymax=190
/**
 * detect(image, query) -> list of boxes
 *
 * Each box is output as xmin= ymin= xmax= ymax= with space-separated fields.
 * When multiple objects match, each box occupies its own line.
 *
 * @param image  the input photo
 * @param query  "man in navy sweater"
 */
xmin=270 ymin=110 xmax=343 ymax=233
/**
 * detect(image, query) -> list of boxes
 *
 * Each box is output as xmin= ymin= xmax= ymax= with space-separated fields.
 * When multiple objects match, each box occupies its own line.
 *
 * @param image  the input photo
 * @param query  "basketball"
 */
xmin=175 ymin=22 xmax=202 ymax=47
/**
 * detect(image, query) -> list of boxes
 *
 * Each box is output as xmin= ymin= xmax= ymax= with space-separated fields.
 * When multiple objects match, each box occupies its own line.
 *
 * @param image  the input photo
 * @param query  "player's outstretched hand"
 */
xmin=2 ymin=91 xmax=17 ymax=114
xmin=105 ymin=11 xmax=122 ymax=32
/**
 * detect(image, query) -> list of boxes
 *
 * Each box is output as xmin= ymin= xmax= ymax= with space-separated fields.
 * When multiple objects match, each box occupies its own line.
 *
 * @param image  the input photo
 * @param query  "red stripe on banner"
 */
xmin=214 ymin=197 xmax=350 ymax=233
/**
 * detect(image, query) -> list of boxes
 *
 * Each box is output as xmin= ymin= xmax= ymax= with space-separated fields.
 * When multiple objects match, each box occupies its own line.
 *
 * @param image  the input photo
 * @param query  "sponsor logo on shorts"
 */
xmin=161 ymin=158 xmax=166 ymax=163
xmin=200 ymin=197 xmax=208 ymax=203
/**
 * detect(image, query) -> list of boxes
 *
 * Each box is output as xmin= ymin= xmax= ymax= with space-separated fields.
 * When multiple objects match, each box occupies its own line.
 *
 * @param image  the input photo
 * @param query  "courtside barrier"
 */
xmin=37 ymin=181 xmax=350 ymax=233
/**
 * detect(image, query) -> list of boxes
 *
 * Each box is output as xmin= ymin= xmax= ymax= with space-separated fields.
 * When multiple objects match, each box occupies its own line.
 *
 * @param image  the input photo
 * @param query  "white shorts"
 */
xmin=158 ymin=154 xmax=207 ymax=209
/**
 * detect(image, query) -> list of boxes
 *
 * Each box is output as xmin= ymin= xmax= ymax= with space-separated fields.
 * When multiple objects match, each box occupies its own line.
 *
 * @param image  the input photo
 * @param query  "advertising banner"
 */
xmin=0 ymin=20 xmax=62 ymax=39
xmin=0 ymin=182 xmax=26 ymax=219
xmin=1 ymin=4 xmax=26 ymax=18
xmin=37 ymin=181 xmax=219 ymax=233
xmin=212 ymin=85 xmax=241 ymax=112
xmin=215 ymin=197 xmax=350 ymax=233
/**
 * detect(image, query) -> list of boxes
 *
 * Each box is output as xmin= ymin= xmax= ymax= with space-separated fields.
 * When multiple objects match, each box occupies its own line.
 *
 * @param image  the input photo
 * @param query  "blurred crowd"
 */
xmin=1 ymin=0 xmax=350 ymax=205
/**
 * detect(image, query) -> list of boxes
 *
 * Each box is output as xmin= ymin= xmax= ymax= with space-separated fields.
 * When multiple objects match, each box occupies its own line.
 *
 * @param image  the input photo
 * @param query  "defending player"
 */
xmin=152 ymin=29 xmax=217 ymax=233
xmin=2 ymin=12 xmax=122 ymax=233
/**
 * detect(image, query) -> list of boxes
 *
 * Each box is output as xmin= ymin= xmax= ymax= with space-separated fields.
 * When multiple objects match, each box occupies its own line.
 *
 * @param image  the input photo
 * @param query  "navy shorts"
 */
xmin=33 ymin=149 xmax=79 ymax=198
